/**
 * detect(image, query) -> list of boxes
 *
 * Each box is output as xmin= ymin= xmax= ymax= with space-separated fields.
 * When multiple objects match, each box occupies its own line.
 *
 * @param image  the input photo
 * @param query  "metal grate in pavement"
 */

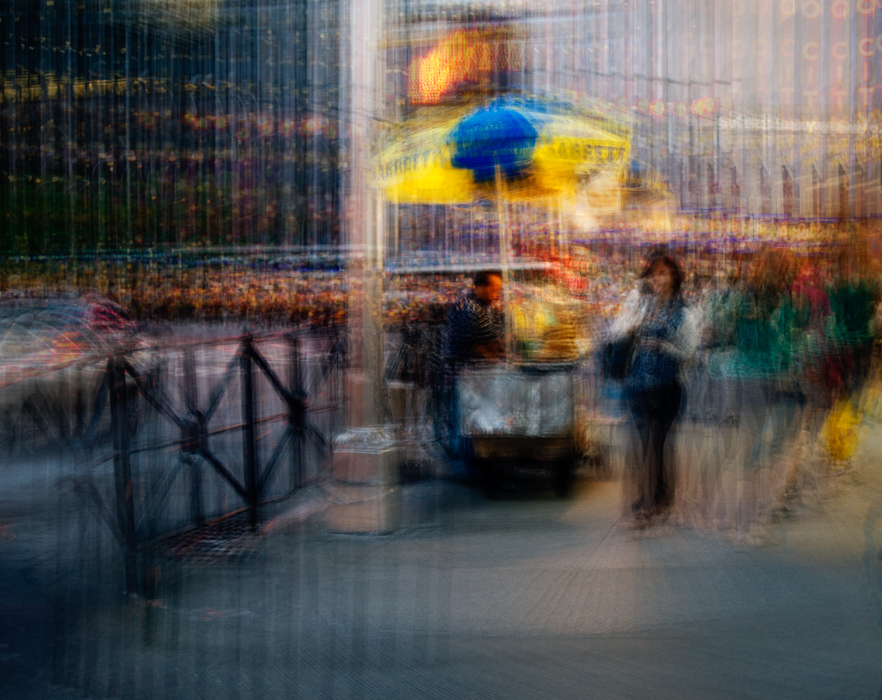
xmin=154 ymin=513 xmax=262 ymax=564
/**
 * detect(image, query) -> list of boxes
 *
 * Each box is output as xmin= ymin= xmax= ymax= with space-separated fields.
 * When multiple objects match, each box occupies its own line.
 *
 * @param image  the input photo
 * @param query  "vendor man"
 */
xmin=444 ymin=270 xmax=505 ymax=365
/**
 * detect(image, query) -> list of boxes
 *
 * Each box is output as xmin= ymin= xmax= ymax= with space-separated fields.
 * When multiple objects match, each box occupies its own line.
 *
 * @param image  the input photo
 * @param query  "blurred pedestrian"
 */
xmin=720 ymin=247 xmax=802 ymax=542
xmin=825 ymin=239 xmax=880 ymax=402
xmin=609 ymin=253 xmax=698 ymax=529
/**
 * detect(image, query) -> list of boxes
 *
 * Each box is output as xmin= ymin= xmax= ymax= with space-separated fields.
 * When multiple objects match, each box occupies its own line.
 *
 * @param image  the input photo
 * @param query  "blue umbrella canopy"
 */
xmin=374 ymin=95 xmax=632 ymax=205
xmin=450 ymin=102 xmax=540 ymax=182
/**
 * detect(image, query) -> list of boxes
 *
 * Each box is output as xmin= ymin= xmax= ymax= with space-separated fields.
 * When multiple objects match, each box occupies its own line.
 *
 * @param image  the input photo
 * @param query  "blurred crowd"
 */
xmin=1 ymin=266 xmax=480 ymax=327
xmin=629 ymin=239 xmax=882 ymax=543
xmin=128 ymin=270 xmax=349 ymax=326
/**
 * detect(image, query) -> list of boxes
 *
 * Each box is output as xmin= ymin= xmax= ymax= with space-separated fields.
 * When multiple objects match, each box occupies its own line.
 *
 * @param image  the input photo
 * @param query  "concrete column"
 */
xmin=343 ymin=0 xmax=386 ymax=429
xmin=328 ymin=0 xmax=400 ymax=533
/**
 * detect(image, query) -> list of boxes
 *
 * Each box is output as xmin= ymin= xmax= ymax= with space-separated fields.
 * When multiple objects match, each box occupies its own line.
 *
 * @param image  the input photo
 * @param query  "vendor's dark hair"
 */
xmin=474 ymin=270 xmax=502 ymax=287
xmin=639 ymin=254 xmax=684 ymax=296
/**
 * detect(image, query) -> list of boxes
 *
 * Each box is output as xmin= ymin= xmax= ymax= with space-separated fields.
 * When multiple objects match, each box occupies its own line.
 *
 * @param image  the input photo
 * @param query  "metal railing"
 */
xmin=67 ymin=327 xmax=346 ymax=594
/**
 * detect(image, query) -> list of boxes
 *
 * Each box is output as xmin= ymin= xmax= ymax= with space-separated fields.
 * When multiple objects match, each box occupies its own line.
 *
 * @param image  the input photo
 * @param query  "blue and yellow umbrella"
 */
xmin=373 ymin=96 xmax=632 ymax=205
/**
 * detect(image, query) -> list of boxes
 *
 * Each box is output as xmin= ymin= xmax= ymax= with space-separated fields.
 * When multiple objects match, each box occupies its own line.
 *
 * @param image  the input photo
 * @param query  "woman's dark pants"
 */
xmin=626 ymin=384 xmax=683 ymax=516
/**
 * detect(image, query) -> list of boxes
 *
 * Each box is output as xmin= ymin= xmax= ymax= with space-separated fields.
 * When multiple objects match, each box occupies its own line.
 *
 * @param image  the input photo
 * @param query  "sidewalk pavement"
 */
xmin=3 ymin=425 xmax=882 ymax=699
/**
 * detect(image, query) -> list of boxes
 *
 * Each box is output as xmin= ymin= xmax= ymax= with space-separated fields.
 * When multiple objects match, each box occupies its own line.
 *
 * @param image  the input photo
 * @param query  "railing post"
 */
xmin=108 ymin=354 xmax=139 ymax=595
xmin=182 ymin=348 xmax=204 ymax=526
xmin=185 ymin=454 xmax=203 ymax=527
xmin=288 ymin=332 xmax=305 ymax=490
xmin=241 ymin=334 xmax=259 ymax=528
xmin=72 ymin=364 xmax=85 ymax=445
xmin=330 ymin=327 xmax=345 ymax=438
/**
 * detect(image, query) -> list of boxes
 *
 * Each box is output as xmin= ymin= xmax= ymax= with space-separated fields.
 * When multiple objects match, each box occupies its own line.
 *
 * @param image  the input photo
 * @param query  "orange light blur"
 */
xmin=408 ymin=27 xmax=522 ymax=105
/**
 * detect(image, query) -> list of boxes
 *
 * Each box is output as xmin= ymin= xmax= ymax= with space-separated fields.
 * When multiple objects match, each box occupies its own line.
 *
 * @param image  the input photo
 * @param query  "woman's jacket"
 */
xmin=608 ymin=288 xmax=699 ymax=392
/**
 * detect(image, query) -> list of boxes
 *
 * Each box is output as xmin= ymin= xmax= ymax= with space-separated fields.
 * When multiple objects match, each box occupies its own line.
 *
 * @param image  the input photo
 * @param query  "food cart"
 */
xmin=374 ymin=94 xmax=633 ymax=494
xmin=445 ymin=281 xmax=590 ymax=496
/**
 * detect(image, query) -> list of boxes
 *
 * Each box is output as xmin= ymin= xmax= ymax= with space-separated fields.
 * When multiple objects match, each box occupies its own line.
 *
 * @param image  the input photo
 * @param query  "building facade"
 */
xmin=383 ymin=0 xmax=882 ymax=221
xmin=1 ymin=0 xmax=343 ymax=255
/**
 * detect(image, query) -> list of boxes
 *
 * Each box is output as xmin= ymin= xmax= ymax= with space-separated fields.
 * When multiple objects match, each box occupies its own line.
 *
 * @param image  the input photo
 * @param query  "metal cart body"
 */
xmin=455 ymin=363 xmax=577 ymax=496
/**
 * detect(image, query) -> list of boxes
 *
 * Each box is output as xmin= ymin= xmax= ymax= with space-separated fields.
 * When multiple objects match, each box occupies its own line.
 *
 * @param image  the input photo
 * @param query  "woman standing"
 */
xmin=610 ymin=253 xmax=698 ymax=529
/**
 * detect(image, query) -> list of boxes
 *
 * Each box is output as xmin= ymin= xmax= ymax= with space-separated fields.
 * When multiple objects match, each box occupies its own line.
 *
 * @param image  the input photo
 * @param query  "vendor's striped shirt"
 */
xmin=443 ymin=291 xmax=504 ymax=364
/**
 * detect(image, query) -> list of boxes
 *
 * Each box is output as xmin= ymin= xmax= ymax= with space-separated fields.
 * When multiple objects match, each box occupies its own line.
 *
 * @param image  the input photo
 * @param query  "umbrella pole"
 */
xmin=495 ymin=166 xmax=515 ymax=363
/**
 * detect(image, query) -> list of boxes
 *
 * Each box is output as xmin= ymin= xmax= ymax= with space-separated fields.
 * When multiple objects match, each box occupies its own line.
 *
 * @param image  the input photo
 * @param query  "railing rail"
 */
xmin=62 ymin=326 xmax=346 ymax=594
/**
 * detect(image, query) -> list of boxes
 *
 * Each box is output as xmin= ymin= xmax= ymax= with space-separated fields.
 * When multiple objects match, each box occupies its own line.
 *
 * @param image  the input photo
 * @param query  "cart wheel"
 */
xmin=553 ymin=458 xmax=575 ymax=498
xmin=478 ymin=459 xmax=499 ymax=499
xmin=596 ymin=452 xmax=614 ymax=481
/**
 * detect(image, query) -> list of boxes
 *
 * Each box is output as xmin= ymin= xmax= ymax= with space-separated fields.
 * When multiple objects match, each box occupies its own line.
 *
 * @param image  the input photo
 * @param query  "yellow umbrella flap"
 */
xmin=532 ymin=113 xmax=631 ymax=197
xmin=373 ymin=112 xmax=475 ymax=204
xmin=372 ymin=96 xmax=633 ymax=207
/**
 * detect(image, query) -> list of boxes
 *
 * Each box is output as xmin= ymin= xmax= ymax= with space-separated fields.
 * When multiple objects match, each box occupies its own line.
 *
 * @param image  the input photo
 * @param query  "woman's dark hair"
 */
xmin=473 ymin=270 xmax=502 ymax=287
xmin=639 ymin=254 xmax=684 ymax=296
